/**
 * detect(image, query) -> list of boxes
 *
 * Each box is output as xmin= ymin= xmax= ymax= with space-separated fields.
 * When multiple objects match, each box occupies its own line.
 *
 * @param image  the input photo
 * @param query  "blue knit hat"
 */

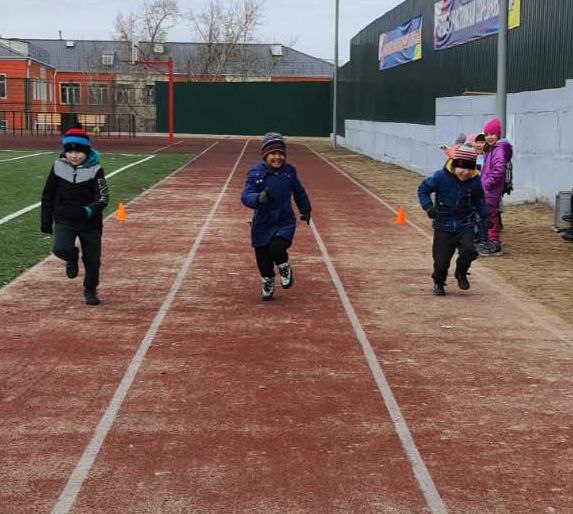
xmin=261 ymin=132 xmax=286 ymax=159
xmin=63 ymin=124 xmax=91 ymax=154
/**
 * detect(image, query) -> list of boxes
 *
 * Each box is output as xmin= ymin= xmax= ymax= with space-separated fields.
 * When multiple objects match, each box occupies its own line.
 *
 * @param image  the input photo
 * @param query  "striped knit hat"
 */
xmin=261 ymin=132 xmax=286 ymax=159
xmin=452 ymin=146 xmax=477 ymax=170
xmin=63 ymin=124 xmax=91 ymax=154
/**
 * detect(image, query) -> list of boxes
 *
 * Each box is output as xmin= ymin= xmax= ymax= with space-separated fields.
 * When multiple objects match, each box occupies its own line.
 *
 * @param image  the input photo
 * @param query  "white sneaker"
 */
xmin=261 ymin=277 xmax=274 ymax=301
xmin=278 ymin=262 xmax=294 ymax=289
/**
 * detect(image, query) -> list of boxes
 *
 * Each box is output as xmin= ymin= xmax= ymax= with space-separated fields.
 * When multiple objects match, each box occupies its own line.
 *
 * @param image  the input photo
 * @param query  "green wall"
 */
xmin=156 ymin=81 xmax=332 ymax=137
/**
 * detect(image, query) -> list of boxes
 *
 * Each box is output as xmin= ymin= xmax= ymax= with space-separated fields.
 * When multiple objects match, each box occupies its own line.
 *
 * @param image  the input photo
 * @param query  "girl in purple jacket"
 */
xmin=479 ymin=118 xmax=513 ymax=256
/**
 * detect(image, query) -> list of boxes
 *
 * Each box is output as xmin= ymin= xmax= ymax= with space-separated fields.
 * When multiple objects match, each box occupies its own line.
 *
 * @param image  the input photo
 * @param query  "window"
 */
xmin=0 ymin=120 xmax=6 ymax=131
xmin=33 ymin=79 xmax=48 ymax=102
xmin=115 ymin=83 xmax=135 ymax=105
xmin=0 ymin=75 xmax=6 ymax=98
xmin=102 ymin=53 xmax=115 ymax=66
xmin=88 ymin=83 xmax=109 ymax=105
xmin=60 ymin=82 xmax=80 ymax=105
xmin=142 ymin=84 xmax=155 ymax=105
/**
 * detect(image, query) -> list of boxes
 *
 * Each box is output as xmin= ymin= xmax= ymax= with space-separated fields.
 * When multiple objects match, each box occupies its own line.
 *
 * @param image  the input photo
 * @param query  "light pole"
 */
xmin=497 ymin=0 xmax=508 ymax=137
xmin=333 ymin=0 xmax=339 ymax=150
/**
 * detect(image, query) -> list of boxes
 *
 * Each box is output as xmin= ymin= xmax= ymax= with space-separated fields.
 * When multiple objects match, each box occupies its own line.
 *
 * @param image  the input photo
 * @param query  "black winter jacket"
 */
xmin=41 ymin=153 xmax=109 ymax=230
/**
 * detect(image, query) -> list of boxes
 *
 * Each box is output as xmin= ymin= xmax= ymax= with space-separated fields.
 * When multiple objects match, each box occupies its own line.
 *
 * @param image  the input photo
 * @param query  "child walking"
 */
xmin=241 ymin=133 xmax=312 ymax=301
xmin=41 ymin=124 xmax=109 ymax=305
xmin=418 ymin=146 xmax=490 ymax=295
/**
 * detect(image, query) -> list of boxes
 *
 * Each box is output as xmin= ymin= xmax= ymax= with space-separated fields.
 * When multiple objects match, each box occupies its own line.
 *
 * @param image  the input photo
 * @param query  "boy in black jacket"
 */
xmin=418 ymin=146 xmax=490 ymax=296
xmin=41 ymin=124 xmax=109 ymax=305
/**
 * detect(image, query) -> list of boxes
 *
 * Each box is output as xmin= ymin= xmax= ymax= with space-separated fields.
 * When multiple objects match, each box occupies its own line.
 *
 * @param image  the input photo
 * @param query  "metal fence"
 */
xmin=0 ymin=110 xmax=136 ymax=137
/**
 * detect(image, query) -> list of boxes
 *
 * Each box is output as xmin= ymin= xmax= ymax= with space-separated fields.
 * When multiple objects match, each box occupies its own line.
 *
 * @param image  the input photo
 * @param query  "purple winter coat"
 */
xmin=481 ymin=139 xmax=513 ymax=204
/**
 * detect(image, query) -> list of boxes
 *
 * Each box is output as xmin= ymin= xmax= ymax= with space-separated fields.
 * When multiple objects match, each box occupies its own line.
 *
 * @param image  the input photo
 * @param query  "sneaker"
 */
xmin=84 ymin=288 xmax=101 ymax=306
xmin=433 ymin=282 xmax=446 ymax=296
xmin=261 ymin=277 xmax=274 ymax=301
xmin=66 ymin=258 xmax=79 ymax=279
xmin=562 ymin=230 xmax=573 ymax=242
xmin=479 ymin=240 xmax=503 ymax=257
xmin=277 ymin=262 xmax=294 ymax=289
xmin=454 ymin=271 xmax=470 ymax=290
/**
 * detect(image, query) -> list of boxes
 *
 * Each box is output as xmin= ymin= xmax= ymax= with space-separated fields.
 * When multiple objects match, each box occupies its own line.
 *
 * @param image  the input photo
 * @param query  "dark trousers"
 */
xmin=254 ymin=237 xmax=290 ymax=278
xmin=53 ymin=223 xmax=102 ymax=290
xmin=432 ymin=229 xmax=477 ymax=285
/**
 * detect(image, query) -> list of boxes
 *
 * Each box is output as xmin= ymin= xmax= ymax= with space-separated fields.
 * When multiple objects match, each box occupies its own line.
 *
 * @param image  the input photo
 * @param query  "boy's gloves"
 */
xmin=300 ymin=212 xmax=311 ymax=225
xmin=41 ymin=223 xmax=53 ymax=235
xmin=258 ymin=188 xmax=271 ymax=205
xmin=425 ymin=206 xmax=437 ymax=219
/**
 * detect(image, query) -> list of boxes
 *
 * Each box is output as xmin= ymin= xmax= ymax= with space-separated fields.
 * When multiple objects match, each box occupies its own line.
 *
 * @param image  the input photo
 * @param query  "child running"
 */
xmin=241 ymin=133 xmax=311 ymax=301
xmin=41 ymin=124 xmax=109 ymax=305
xmin=418 ymin=146 xmax=490 ymax=295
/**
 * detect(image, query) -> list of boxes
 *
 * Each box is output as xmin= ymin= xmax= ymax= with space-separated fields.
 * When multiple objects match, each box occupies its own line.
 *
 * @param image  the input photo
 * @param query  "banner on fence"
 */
xmin=434 ymin=0 xmax=521 ymax=51
xmin=378 ymin=16 xmax=423 ymax=70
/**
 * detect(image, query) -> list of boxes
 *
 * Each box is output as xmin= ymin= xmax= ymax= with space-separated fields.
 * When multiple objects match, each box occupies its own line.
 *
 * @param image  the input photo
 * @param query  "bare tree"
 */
xmin=112 ymin=0 xmax=180 ymax=57
xmin=186 ymin=0 xmax=266 ymax=81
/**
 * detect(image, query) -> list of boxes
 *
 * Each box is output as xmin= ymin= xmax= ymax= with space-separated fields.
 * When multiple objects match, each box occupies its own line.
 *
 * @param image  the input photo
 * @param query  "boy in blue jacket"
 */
xmin=241 ymin=133 xmax=311 ymax=301
xmin=418 ymin=146 xmax=490 ymax=295
xmin=41 ymin=124 xmax=109 ymax=305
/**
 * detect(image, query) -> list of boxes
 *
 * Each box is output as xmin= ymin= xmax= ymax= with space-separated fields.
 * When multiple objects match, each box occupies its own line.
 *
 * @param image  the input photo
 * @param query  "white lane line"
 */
xmin=152 ymin=140 xmax=184 ymax=154
xmin=0 ymin=151 xmax=53 ymax=163
xmin=309 ymin=219 xmax=448 ymax=514
xmin=307 ymin=146 xmax=572 ymax=345
xmin=0 ymin=155 xmax=155 ymax=226
xmin=51 ymin=140 xmax=249 ymax=514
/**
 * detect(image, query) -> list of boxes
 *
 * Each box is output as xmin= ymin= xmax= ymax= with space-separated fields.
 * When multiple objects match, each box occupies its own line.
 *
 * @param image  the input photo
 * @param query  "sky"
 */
xmin=0 ymin=0 xmax=403 ymax=63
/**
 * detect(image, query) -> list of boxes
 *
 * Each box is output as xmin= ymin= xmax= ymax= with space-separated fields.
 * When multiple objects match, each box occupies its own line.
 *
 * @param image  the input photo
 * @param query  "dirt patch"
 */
xmin=308 ymin=141 xmax=573 ymax=323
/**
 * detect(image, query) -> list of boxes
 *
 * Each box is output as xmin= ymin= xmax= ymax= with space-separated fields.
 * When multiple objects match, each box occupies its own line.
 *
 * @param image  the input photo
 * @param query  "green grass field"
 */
xmin=0 ymin=151 xmax=192 ymax=287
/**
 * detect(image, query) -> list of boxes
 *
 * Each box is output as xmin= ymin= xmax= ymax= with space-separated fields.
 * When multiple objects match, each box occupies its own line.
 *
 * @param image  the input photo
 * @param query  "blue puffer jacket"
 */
xmin=418 ymin=163 xmax=489 ymax=234
xmin=241 ymin=161 xmax=311 ymax=247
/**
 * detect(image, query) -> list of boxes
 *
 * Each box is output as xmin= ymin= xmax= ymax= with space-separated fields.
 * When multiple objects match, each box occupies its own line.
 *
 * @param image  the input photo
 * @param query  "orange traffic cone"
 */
xmin=116 ymin=202 xmax=127 ymax=222
xmin=396 ymin=206 xmax=407 ymax=225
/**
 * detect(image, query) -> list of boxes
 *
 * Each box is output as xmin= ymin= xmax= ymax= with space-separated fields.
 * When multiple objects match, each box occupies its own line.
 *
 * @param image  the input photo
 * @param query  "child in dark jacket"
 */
xmin=241 ymin=133 xmax=311 ymax=301
xmin=418 ymin=146 xmax=490 ymax=295
xmin=41 ymin=124 xmax=109 ymax=305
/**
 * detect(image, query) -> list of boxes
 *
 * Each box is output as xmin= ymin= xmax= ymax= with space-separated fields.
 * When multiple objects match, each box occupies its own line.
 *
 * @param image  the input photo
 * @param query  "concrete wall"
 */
xmin=339 ymin=79 xmax=573 ymax=204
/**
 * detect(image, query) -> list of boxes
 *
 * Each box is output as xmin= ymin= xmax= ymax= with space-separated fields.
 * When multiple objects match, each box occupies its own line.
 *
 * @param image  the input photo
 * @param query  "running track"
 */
xmin=0 ymin=139 xmax=571 ymax=513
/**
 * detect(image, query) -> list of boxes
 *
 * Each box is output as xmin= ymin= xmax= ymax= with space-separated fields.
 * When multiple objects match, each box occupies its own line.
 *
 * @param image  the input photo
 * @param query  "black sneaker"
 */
xmin=84 ymin=288 xmax=101 ymax=306
xmin=277 ymin=262 xmax=294 ymax=289
xmin=562 ymin=230 xmax=573 ymax=242
xmin=261 ymin=277 xmax=274 ymax=301
xmin=433 ymin=282 xmax=446 ymax=296
xmin=66 ymin=259 xmax=79 ymax=279
xmin=454 ymin=271 xmax=470 ymax=290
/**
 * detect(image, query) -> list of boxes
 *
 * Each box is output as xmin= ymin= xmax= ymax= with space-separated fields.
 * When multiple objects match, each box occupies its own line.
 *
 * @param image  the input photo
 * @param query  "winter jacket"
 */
xmin=481 ymin=139 xmax=513 ymax=204
xmin=418 ymin=163 xmax=489 ymax=234
xmin=41 ymin=150 xmax=109 ymax=230
xmin=241 ymin=161 xmax=311 ymax=247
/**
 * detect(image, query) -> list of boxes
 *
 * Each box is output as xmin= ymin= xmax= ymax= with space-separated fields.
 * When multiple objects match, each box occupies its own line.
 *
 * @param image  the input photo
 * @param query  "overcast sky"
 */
xmin=0 ymin=0 xmax=403 ymax=63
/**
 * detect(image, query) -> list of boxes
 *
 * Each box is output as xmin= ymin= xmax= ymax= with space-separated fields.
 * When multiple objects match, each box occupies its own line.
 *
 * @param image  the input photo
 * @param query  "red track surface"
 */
xmin=0 ymin=140 xmax=571 ymax=513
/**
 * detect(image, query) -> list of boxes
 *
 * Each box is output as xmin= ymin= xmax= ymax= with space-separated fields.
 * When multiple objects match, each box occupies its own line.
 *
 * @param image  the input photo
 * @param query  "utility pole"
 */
xmin=333 ymin=0 xmax=339 ymax=150
xmin=497 ymin=0 xmax=508 ymax=136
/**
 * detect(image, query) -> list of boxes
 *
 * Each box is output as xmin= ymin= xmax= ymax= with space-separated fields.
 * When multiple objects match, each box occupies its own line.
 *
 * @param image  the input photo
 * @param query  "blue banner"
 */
xmin=434 ymin=0 xmax=521 ymax=51
xmin=378 ymin=16 xmax=423 ymax=70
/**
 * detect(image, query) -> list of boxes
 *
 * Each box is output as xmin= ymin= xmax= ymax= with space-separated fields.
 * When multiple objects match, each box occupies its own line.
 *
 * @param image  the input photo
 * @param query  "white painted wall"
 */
xmin=339 ymin=79 xmax=573 ymax=204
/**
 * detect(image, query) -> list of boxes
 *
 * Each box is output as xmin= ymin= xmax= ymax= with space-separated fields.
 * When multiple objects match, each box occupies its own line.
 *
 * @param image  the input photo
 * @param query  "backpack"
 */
xmin=503 ymin=161 xmax=513 ymax=195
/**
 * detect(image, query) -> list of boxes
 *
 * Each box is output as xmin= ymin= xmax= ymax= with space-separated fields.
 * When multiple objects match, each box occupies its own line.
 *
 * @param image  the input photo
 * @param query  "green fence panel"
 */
xmin=156 ymin=81 xmax=332 ymax=137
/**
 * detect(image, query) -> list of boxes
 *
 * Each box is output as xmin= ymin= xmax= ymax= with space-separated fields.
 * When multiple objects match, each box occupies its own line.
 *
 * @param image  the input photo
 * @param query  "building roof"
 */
xmin=3 ymin=38 xmax=333 ymax=78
